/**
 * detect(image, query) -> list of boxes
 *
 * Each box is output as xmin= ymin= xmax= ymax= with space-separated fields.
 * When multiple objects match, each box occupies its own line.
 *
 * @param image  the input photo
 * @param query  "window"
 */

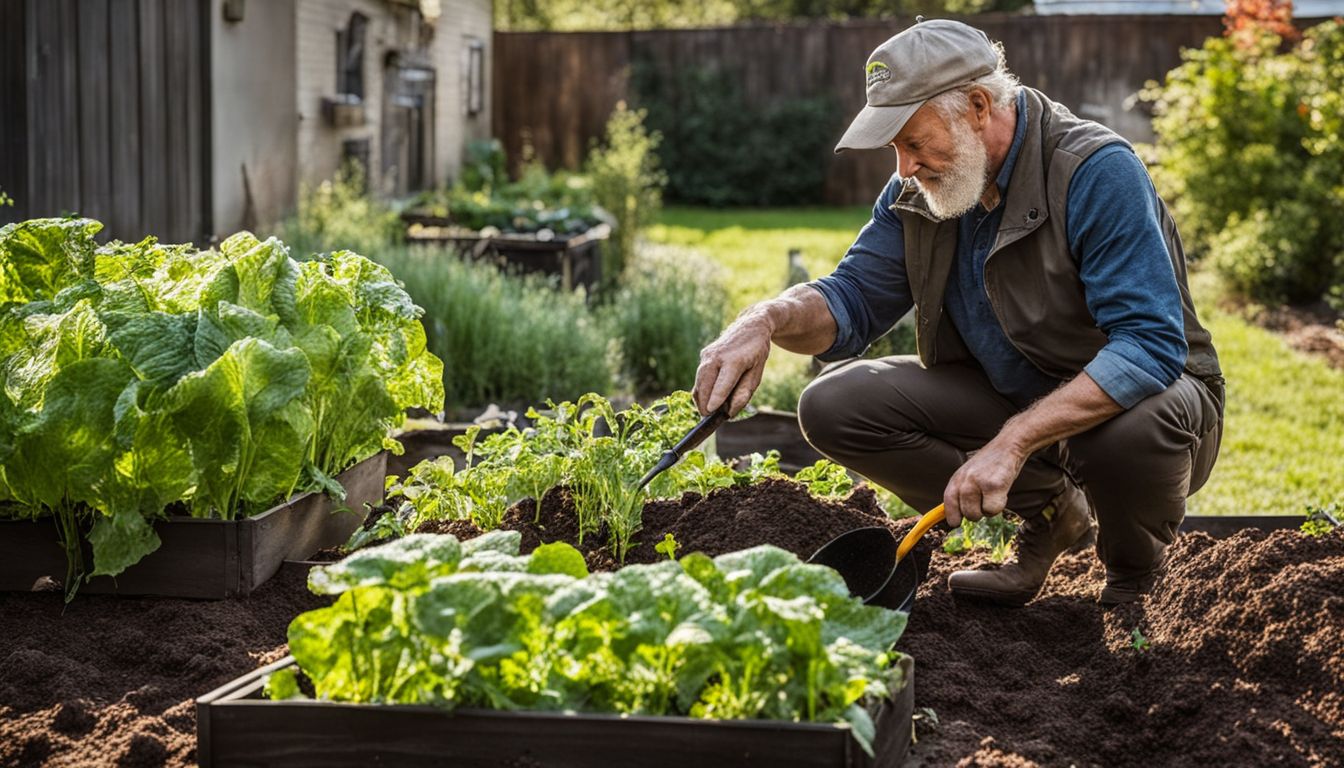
xmin=465 ymin=39 xmax=484 ymax=116
xmin=336 ymin=12 xmax=368 ymax=99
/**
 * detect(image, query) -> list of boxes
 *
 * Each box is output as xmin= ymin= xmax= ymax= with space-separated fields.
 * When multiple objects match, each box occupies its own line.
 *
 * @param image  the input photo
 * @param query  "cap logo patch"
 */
xmin=865 ymin=61 xmax=891 ymax=89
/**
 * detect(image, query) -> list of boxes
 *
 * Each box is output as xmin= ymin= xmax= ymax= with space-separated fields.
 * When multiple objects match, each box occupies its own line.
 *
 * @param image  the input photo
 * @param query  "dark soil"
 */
xmin=903 ymin=527 xmax=1344 ymax=768
xmin=0 ymin=566 xmax=324 ymax=768
xmin=415 ymin=479 xmax=904 ymax=571
xmin=3 ymin=480 xmax=1341 ymax=767
xmin=1220 ymin=293 xmax=1344 ymax=370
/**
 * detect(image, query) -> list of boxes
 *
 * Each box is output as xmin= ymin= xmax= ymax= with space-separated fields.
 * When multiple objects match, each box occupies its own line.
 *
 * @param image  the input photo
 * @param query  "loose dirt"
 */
xmin=3 ymin=481 xmax=1340 ymax=767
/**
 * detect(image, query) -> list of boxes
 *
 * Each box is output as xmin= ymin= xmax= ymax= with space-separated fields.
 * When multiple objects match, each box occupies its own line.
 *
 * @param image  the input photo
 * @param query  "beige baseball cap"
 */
xmin=835 ymin=19 xmax=999 ymax=153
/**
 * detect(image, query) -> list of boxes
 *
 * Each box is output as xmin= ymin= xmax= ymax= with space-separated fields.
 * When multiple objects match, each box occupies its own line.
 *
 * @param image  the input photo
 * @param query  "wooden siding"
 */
xmin=0 ymin=0 xmax=212 ymax=243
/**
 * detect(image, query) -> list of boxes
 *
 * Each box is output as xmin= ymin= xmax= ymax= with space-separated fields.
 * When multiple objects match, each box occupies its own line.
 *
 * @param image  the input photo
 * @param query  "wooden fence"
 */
xmin=0 ymin=0 xmax=212 ymax=242
xmin=494 ymin=15 xmax=1235 ymax=205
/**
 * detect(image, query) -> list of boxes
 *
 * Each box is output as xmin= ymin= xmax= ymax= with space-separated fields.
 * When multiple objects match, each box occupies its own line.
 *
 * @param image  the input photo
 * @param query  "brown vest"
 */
xmin=892 ymin=88 xmax=1222 ymax=387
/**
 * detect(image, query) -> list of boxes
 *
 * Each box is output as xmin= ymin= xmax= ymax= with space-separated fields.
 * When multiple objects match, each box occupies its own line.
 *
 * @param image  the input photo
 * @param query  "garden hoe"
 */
xmin=634 ymin=404 xmax=731 ymax=491
xmin=808 ymin=505 xmax=946 ymax=614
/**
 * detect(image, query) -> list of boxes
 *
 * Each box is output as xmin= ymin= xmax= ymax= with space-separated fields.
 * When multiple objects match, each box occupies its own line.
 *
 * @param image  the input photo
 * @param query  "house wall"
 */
xmin=295 ymin=0 xmax=492 ymax=196
xmin=210 ymin=0 xmax=299 ymax=238
xmin=433 ymin=0 xmax=494 ymax=183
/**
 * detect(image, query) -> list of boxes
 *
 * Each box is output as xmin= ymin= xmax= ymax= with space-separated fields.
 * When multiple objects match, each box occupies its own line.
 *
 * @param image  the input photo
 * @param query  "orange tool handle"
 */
xmin=896 ymin=504 xmax=946 ymax=562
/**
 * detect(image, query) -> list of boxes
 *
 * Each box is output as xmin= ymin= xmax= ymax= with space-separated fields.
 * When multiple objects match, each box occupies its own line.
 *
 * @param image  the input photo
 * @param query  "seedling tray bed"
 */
xmin=0 ymin=453 xmax=386 ymax=599
xmin=196 ymin=655 xmax=914 ymax=768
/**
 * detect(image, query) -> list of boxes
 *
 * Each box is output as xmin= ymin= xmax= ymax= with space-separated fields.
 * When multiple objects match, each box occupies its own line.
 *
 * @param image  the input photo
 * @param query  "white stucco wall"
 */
xmin=433 ymin=0 xmax=494 ymax=184
xmin=210 ymin=0 xmax=299 ymax=239
xmin=295 ymin=0 xmax=493 ymax=195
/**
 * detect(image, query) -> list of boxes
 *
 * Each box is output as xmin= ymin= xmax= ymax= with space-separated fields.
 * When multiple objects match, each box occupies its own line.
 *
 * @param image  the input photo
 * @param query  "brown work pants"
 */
xmin=796 ymin=356 xmax=1224 ymax=582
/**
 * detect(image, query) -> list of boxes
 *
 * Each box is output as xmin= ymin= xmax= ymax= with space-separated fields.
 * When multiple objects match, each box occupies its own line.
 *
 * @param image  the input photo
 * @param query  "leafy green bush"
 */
xmin=279 ymin=164 xmax=401 ymax=258
xmin=603 ymin=246 xmax=727 ymax=396
xmin=459 ymin=138 xmax=509 ymax=193
xmin=1145 ymin=21 xmax=1344 ymax=304
xmin=407 ymin=163 xmax=605 ymax=237
xmin=0 ymin=218 xmax=443 ymax=594
xmin=279 ymin=532 xmax=907 ymax=755
xmin=368 ymin=246 xmax=611 ymax=409
xmin=585 ymin=101 xmax=667 ymax=287
xmin=632 ymin=60 xmax=839 ymax=206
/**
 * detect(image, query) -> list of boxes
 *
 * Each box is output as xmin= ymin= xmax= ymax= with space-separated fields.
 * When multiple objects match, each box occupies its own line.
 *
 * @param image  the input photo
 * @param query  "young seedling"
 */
xmin=1130 ymin=627 xmax=1151 ymax=652
xmin=655 ymin=532 xmax=680 ymax=561
xmin=911 ymin=706 xmax=940 ymax=744
xmin=1300 ymin=503 xmax=1340 ymax=537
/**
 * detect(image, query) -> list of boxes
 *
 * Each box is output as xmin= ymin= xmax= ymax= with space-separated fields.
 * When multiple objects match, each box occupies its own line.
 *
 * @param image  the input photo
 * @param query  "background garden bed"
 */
xmin=0 ymin=453 xmax=385 ymax=600
xmin=1 ymin=480 xmax=1338 ymax=767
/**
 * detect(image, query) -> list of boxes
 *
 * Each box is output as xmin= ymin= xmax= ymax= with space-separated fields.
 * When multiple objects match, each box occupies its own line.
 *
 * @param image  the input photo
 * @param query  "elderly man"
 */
xmin=692 ymin=19 xmax=1224 ymax=606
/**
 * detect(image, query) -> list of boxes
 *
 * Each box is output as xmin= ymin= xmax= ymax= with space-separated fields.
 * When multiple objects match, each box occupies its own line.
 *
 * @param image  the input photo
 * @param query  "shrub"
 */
xmin=585 ymin=102 xmax=667 ymax=288
xmin=631 ymin=60 xmax=839 ymax=207
xmin=369 ymin=246 xmax=611 ymax=409
xmin=1144 ymin=20 xmax=1344 ymax=304
xmin=604 ymin=245 xmax=728 ymax=395
xmin=459 ymin=138 xmax=508 ymax=193
xmin=279 ymin=164 xmax=400 ymax=258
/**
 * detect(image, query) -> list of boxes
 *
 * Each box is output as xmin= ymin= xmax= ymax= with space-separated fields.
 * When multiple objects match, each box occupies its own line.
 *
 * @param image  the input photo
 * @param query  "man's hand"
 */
xmin=693 ymin=314 xmax=773 ymax=417
xmin=943 ymin=439 xmax=1028 ymax=527
xmin=942 ymin=372 xmax=1123 ymax=526
xmin=691 ymin=284 xmax=840 ymax=417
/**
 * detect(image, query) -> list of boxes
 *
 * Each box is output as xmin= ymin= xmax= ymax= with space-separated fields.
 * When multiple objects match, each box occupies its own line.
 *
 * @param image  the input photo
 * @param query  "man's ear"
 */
xmin=967 ymin=88 xmax=993 ymax=130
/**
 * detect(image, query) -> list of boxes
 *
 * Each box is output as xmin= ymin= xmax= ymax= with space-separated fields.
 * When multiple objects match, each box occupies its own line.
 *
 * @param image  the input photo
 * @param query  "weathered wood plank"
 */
xmin=162 ymin=0 xmax=191 ymax=242
xmin=76 ymin=0 xmax=113 ymax=225
xmin=137 ymin=0 xmax=169 ymax=238
xmin=0 ymin=1 xmax=27 ymax=223
xmin=109 ymin=0 xmax=143 ymax=240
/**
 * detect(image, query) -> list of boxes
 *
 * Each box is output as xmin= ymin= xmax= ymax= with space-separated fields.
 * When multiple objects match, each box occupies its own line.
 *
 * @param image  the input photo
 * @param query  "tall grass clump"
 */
xmin=372 ymin=247 xmax=612 ymax=409
xmin=603 ymin=244 xmax=727 ymax=396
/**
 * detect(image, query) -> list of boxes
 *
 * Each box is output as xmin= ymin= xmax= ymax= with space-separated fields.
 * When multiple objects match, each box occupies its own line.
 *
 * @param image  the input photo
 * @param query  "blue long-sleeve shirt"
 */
xmin=810 ymin=92 xmax=1188 ymax=409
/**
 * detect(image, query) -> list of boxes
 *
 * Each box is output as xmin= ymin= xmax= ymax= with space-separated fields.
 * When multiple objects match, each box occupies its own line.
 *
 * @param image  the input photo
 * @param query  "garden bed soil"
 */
xmin=1221 ymin=294 xmax=1344 ymax=369
xmin=2 ymin=479 xmax=1340 ymax=767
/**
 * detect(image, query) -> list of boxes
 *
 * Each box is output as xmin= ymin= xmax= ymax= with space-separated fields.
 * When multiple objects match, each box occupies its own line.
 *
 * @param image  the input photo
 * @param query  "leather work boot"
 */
xmin=1099 ymin=556 xmax=1167 ymax=606
xmin=947 ymin=482 xmax=1095 ymax=607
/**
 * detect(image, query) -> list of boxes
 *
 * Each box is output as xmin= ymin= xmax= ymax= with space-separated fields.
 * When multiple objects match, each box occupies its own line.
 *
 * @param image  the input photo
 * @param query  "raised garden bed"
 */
xmin=403 ymin=219 xmax=609 ymax=292
xmin=0 ymin=453 xmax=386 ymax=600
xmin=1 ymin=476 xmax=1338 ymax=767
xmin=195 ymin=655 xmax=913 ymax=768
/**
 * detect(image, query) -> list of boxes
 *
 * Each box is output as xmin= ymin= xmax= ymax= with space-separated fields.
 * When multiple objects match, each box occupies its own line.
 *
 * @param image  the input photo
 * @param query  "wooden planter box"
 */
xmin=718 ymin=408 xmax=824 ymax=473
xmin=1180 ymin=515 xmax=1307 ymax=537
xmin=0 ymin=452 xmax=386 ymax=599
xmin=402 ymin=218 xmax=609 ymax=293
xmin=196 ymin=654 xmax=914 ymax=768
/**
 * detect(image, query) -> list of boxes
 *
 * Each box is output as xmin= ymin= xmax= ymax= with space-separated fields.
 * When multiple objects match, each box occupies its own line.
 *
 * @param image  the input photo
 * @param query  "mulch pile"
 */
xmin=2 ymin=480 xmax=1340 ymax=767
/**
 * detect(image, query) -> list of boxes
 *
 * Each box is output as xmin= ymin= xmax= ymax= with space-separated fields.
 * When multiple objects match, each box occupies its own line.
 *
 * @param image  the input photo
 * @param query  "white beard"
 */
xmin=911 ymin=117 xmax=990 ymax=221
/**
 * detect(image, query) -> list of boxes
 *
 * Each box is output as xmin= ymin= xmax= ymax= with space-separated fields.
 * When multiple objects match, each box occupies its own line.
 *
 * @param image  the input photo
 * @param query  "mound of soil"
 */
xmin=3 ymin=480 xmax=1340 ymax=767
xmin=903 ymin=527 xmax=1344 ymax=767
xmin=416 ymin=478 xmax=904 ymax=571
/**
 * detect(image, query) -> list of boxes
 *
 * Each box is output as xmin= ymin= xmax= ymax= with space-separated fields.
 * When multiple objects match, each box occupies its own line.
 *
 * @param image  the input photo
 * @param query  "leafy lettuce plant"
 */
xmin=0 ymin=217 xmax=443 ymax=596
xmin=279 ymin=533 xmax=908 ymax=756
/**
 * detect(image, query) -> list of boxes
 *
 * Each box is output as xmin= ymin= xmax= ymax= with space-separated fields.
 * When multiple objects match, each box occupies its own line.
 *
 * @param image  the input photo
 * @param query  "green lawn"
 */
xmin=647 ymin=207 xmax=1344 ymax=517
